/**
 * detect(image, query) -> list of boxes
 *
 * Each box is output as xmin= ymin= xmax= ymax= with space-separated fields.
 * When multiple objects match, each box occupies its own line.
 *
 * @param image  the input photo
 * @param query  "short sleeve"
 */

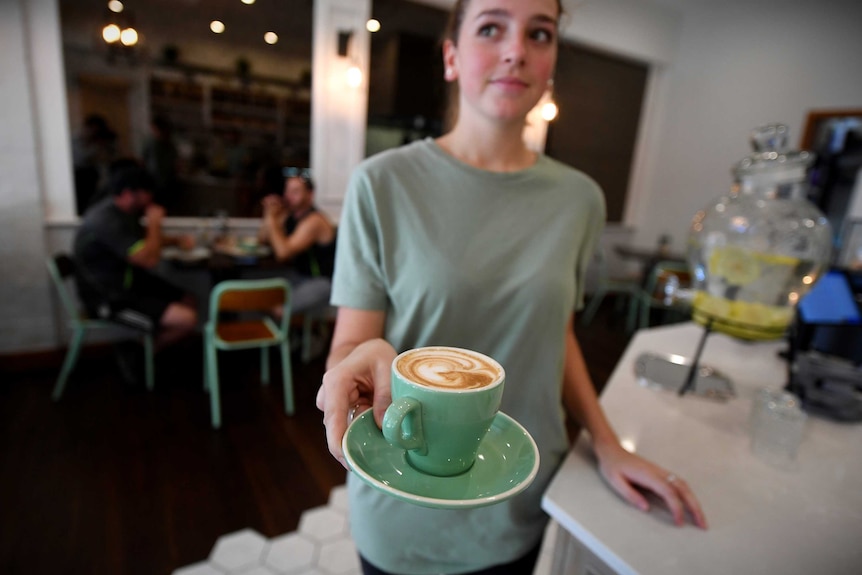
xmin=330 ymin=169 xmax=389 ymax=311
xmin=573 ymin=181 xmax=606 ymax=311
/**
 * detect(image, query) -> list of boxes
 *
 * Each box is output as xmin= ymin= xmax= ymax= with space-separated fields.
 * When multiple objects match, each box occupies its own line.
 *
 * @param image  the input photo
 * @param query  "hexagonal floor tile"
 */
xmin=328 ymin=485 xmax=349 ymax=514
xmin=265 ymin=532 xmax=317 ymax=573
xmin=236 ymin=566 xmax=277 ymax=575
xmin=171 ymin=562 xmax=225 ymax=575
xmin=316 ymin=539 xmax=360 ymax=575
xmin=298 ymin=507 xmax=347 ymax=542
xmin=209 ymin=528 xmax=268 ymax=573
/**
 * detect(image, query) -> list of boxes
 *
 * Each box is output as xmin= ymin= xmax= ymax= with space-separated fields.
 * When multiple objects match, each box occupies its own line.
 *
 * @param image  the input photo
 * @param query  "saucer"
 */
xmin=342 ymin=410 xmax=539 ymax=509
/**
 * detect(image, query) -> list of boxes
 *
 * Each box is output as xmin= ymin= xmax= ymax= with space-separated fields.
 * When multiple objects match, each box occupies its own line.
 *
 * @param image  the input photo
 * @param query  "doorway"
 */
xmin=545 ymin=43 xmax=648 ymax=223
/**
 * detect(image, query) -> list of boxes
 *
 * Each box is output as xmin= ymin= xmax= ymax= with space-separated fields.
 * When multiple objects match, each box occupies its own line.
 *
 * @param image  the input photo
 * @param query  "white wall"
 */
xmin=0 ymin=0 xmax=58 ymax=351
xmin=633 ymin=0 xmax=862 ymax=249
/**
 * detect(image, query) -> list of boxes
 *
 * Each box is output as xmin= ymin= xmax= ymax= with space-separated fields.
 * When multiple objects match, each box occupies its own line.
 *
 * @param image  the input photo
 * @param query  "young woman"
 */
xmin=316 ymin=1 xmax=707 ymax=573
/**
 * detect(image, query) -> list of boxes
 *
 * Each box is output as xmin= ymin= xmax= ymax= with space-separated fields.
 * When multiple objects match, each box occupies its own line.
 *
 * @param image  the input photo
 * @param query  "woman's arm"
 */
xmin=317 ymin=307 xmax=395 ymax=467
xmin=265 ymin=212 xmax=326 ymax=262
xmin=563 ymin=315 xmax=708 ymax=529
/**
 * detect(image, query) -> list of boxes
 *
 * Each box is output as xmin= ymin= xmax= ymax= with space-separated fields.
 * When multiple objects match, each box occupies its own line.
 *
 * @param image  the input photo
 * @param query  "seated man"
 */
xmin=73 ymin=164 xmax=198 ymax=353
xmin=258 ymin=169 xmax=336 ymax=315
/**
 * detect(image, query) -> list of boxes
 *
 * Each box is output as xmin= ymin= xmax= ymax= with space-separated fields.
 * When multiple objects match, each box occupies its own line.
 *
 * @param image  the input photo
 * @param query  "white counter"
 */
xmin=542 ymin=323 xmax=862 ymax=575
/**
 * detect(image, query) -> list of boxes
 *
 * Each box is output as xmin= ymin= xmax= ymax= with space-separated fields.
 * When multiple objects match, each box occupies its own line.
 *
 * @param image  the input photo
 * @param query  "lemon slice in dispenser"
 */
xmin=709 ymin=246 xmax=761 ymax=286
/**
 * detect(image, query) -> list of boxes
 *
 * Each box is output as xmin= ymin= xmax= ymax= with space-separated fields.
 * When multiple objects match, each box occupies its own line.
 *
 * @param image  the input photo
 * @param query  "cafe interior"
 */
xmin=2 ymin=0 xmax=862 ymax=573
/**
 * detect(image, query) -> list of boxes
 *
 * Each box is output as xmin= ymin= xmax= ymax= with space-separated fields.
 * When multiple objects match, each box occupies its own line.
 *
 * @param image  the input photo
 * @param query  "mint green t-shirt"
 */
xmin=332 ymin=139 xmax=605 ymax=574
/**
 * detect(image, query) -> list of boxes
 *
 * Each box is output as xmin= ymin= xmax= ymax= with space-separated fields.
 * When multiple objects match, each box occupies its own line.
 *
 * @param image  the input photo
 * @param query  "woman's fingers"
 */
xmin=316 ymin=340 xmax=397 ymax=467
xmin=599 ymin=448 xmax=708 ymax=529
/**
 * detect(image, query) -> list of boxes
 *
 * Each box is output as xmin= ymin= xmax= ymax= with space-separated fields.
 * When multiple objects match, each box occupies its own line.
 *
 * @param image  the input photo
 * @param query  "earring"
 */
xmin=445 ymin=68 xmax=455 ymax=81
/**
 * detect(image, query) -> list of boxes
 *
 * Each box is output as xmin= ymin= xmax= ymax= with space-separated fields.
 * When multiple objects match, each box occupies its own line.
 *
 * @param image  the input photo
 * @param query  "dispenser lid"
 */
xmin=732 ymin=124 xmax=813 ymax=180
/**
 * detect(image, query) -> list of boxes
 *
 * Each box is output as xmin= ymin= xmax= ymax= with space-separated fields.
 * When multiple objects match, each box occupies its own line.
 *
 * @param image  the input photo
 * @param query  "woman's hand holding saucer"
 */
xmin=317 ymin=339 xmax=397 ymax=468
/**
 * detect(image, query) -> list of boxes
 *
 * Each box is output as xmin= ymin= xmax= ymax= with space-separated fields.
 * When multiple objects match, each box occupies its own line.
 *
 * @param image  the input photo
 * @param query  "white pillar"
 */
xmin=27 ymin=0 xmax=76 ymax=222
xmin=311 ymin=0 xmax=372 ymax=221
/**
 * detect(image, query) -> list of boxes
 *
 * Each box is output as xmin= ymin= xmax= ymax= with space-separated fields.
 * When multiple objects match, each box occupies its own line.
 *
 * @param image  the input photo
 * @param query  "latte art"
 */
xmin=396 ymin=347 xmax=502 ymax=390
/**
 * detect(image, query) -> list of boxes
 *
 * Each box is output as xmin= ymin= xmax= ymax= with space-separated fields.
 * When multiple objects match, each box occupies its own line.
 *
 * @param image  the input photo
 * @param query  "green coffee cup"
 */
xmin=382 ymin=346 xmax=505 ymax=477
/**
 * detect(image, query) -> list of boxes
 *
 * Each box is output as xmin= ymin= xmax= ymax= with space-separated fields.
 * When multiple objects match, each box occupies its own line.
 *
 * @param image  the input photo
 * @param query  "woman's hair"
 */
xmin=441 ymin=0 xmax=564 ymax=130
xmin=443 ymin=0 xmax=564 ymax=46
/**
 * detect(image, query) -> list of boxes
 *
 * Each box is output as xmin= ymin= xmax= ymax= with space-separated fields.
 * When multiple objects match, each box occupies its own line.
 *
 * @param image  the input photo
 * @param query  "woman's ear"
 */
xmin=442 ymin=39 xmax=459 ymax=82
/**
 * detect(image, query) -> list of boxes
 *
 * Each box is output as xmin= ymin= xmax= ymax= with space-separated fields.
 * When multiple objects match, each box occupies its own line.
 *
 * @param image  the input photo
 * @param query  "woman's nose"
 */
xmin=502 ymin=33 xmax=527 ymax=65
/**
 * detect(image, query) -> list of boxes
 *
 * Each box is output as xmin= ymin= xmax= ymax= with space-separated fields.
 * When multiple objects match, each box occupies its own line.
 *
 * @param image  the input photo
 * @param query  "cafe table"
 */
xmin=158 ymin=243 xmax=287 ymax=322
xmin=542 ymin=322 xmax=862 ymax=575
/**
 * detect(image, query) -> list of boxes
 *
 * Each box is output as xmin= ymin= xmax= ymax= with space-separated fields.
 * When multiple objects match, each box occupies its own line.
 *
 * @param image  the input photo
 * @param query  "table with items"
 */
xmin=542 ymin=322 xmax=862 ymax=575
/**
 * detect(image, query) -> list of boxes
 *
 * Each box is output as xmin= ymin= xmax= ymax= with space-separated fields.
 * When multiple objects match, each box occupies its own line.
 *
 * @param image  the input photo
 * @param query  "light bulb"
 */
xmin=264 ymin=32 xmax=278 ymax=45
xmin=541 ymin=101 xmax=558 ymax=122
xmin=241 ymin=0 xmax=255 ymax=4
xmin=108 ymin=0 xmax=124 ymax=13
xmin=346 ymin=64 xmax=363 ymax=88
xmin=210 ymin=20 xmax=225 ymax=34
xmin=366 ymin=19 xmax=381 ymax=33
xmin=120 ymin=27 xmax=138 ymax=46
xmin=102 ymin=23 xmax=121 ymax=43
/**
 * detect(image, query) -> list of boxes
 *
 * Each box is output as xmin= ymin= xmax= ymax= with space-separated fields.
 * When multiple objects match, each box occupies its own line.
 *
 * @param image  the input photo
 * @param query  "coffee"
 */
xmin=395 ymin=347 xmax=502 ymax=391
xmin=385 ymin=346 xmax=506 ymax=476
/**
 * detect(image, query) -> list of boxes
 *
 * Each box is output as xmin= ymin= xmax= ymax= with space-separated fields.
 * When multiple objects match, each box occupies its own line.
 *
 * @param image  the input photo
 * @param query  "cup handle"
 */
xmin=382 ymin=397 xmax=427 ymax=455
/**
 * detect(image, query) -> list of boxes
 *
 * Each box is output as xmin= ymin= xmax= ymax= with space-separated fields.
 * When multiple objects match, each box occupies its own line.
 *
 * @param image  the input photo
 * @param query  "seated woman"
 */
xmin=258 ymin=169 xmax=337 ymax=315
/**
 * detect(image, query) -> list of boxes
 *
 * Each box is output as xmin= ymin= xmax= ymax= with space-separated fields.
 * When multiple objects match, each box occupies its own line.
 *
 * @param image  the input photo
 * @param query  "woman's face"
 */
xmin=444 ymin=0 xmax=559 ymax=126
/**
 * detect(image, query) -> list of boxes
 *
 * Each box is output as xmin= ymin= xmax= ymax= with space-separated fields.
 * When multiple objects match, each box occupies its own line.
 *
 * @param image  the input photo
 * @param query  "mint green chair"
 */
xmin=204 ymin=278 xmax=294 ymax=429
xmin=47 ymin=253 xmax=154 ymax=400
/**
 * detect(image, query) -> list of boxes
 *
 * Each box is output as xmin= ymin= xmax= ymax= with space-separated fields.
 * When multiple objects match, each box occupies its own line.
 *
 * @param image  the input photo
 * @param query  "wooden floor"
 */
xmin=0 ymin=300 xmax=632 ymax=575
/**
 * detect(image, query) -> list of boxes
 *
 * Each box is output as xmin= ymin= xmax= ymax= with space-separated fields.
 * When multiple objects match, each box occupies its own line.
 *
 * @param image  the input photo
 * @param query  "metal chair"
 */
xmin=47 ymin=253 xmax=155 ymax=400
xmin=580 ymin=245 xmax=642 ymax=332
xmin=204 ymin=278 xmax=294 ymax=429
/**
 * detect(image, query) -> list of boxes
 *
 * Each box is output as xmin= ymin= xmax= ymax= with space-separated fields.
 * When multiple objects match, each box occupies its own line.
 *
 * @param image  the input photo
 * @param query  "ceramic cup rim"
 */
xmin=392 ymin=346 xmax=505 ymax=394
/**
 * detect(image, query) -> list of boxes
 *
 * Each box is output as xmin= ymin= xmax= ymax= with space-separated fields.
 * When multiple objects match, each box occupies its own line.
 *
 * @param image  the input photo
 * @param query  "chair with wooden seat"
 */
xmin=636 ymin=260 xmax=693 ymax=329
xmin=580 ymin=245 xmax=642 ymax=332
xmin=47 ymin=253 xmax=155 ymax=400
xmin=204 ymin=278 xmax=294 ymax=429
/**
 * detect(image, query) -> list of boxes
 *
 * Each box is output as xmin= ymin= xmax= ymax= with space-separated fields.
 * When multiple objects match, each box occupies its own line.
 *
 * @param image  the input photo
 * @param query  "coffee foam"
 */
xmin=396 ymin=347 xmax=502 ymax=390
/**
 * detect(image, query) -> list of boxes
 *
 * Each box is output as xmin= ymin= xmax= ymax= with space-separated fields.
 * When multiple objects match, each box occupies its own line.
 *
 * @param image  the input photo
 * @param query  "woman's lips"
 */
xmin=490 ymin=77 xmax=529 ymax=93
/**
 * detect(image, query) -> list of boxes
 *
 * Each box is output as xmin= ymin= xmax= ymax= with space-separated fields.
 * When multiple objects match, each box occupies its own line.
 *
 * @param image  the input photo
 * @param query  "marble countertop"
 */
xmin=542 ymin=322 xmax=862 ymax=575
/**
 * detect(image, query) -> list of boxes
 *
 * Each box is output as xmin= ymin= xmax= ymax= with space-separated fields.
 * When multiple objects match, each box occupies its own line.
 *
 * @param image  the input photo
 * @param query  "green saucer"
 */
xmin=342 ymin=410 xmax=539 ymax=509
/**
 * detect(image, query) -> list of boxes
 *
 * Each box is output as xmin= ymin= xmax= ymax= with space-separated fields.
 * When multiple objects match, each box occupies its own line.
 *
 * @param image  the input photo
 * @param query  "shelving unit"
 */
xmin=147 ymin=71 xmax=311 ymax=167
xmin=145 ymin=69 xmax=311 ymax=217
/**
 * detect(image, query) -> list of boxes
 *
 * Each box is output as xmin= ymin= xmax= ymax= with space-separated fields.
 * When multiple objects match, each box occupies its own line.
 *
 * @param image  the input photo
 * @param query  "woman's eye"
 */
xmin=478 ymin=24 xmax=500 ymax=37
xmin=530 ymin=28 xmax=554 ymax=43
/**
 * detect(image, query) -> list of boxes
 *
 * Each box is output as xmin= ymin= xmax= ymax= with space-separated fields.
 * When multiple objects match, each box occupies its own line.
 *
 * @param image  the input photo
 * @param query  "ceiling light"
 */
xmin=210 ymin=20 xmax=225 ymax=34
xmin=264 ymin=32 xmax=278 ymax=45
xmin=366 ymin=19 xmax=381 ymax=33
xmin=120 ymin=27 xmax=138 ymax=46
xmin=102 ymin=23 xmax=121 ymax=43
xmin=108 ymin=0 xmax=124 ymax=13
xmin=241 ymin=0 xmax=256 ymax=4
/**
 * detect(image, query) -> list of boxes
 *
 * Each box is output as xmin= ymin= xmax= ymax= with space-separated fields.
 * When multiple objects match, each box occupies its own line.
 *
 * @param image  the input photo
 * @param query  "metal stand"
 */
xmin=678 ymin=318 xmax=713 ymax=396
xmin=634 ymin=318 xmax=735 ymax=402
